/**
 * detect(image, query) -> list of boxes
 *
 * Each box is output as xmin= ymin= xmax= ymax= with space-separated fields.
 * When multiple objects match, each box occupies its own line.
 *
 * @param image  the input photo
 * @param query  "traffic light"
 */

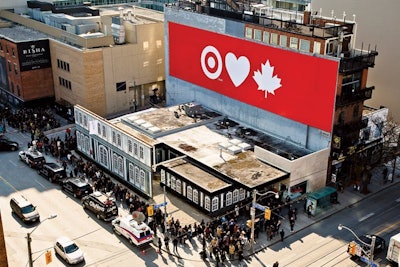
xmin=246 ymin=220 xmax=253 ymax=228
xmin=348 ymin=241 xmax=357 ymax=256
xmin=45 ymin=250 xmax=52 ymax=264
xmin=147 ymin=205 xmax=154 ymax=217
xmin=264 ymin=208 xmax=271 ymax=220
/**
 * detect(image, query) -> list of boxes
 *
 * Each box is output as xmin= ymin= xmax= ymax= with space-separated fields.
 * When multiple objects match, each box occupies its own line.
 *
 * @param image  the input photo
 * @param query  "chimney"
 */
xmin=303 ymin=10 xmax=311 ymax=24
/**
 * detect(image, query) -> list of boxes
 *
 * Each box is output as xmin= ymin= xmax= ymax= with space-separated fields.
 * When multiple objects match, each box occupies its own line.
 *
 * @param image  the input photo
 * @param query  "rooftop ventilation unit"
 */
xmin=184 ymin=102 xmax=203 ymax=118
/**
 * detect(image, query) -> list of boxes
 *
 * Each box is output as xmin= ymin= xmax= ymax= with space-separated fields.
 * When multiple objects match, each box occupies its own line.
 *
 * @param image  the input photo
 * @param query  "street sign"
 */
xmin=252 ymin=202 xmax=266 ymax=211
xmin=154 ymin=202 xmax=168 ymax=209
xmin=360 ymin=256 xmax=378 ymax=267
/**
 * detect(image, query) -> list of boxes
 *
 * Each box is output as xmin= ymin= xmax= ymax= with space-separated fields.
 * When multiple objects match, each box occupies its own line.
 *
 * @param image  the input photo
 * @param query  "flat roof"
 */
xmin=96 ymin=5 xmax=164 ymax=23
xmin=162 ymin=158 xmax=230 ymax=192
xmin=0 ymin=25 xmax=49 ymax=42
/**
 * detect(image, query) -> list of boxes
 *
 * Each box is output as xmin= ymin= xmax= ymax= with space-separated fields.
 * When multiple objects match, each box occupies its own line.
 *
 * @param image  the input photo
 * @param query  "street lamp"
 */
xmin=337 ymin=224 xmax=376 ymax=267
xmin=250 ymin=189 xmax=279 ymax=254
xmin=27 ymin=214 xmax=57 ymax=267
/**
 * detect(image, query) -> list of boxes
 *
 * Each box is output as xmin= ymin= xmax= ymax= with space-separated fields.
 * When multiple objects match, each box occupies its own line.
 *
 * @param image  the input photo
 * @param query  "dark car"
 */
xmin=359 ymin=234 xmax=386 ymax=255
xmin=61 ymin=178 xmax=93 ymax=198
xmin=82 ymin=191 xmax=118 ymax=221
xmin=38 ymin=162 xmax=66 ymax=183
xmin=0 ymin=136 xmax=19 ymax=151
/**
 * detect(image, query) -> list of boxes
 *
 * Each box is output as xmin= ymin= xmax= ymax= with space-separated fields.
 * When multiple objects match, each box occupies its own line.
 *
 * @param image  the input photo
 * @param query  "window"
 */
xmin=204 ymin=196 xmax=210 ymax=211
xmin=128 ymin=140 xmax=132 ymax=153
xmin=239 ymin=188 xmax=245 ymax=200
xmin=113 ymin=153 xmax=118 ymax=173
xmin=193 ymin=189 xmax=199 ymax=204
xmin=375 ymin=122 xmax=383 ymax=138
xmin=254 ymin=29 xmax=262 ymax=41
xmin=83 ymin=116 xmax=87 ymax=127
xmin=156 ymin=40 xmax=162 ymax=48
xmin=134 ymin=143 xmax=138 ymax=156
xmin=279 ymin=35 xmax=287 ymax=47
xmin=112 ymin=131 xmax=116 ymax=144
xmin=143 ymin=41 xmax=149 ymax=50
xmin=226 ymin=192 xmax=232 ymax=206
xmin=245 ymin=27 xmax=253 ymax=39
xmin=299 ymin=39 xmax=311 ymax=52
xmin=102 ymin=125 xmax=106 ymax=138
xmin=117 ymin=134 xmax=121 ymax=147
xmin=262 ymin=31 xmax=269 ymax=43
xmin=99 ymin=145 xmax=108 ymax=166
xmin=135 ymin=166 xmax=140 ymax=186
xmin=212 ymin=197 xmax=219 ymax=212
xmin=187 ymin=186 xmax=193 ymax=201
xmin=116 ymin=81 xmax=126 ymax=92
xmin=290 ymin=37 xmax=298 ymax=49
xmin=14 ymin=64 xmax=18 ymax=75
xmin=84 ymin=136 xmax=90 ymax=153
xmin=140 ymin=170 xmax=145 ymax=189
xmin=171 ymin=176 xmax=176 ymax=191
xmin=176 ymin=179 xmax=181 ymax=194
xmin=128 ymin=163 xmax=134 ymax=183
xmin=270 ymin=33 xmax=278 ymax=45
xmin=7 ymin=61 xmax=11 ymax=72
xmin=139 ymin=146 xmax=144 ymax=159
xmin=97 ymin=122 xmax=101 ymax=135
xmin=78 ymin=113 xmax=82 ymax=124
xmin=233 ymin=189 xmax=239 ymax=203
xmin=313 ymin=41 xmax=321 ymax=54
xmin=12 ymin=48 xmax=15 ymax=56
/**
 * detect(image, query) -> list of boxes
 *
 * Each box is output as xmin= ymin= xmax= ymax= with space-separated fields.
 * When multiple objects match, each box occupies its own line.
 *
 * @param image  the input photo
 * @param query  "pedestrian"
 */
xmin=290 ymin=218 xmax=295 ymax=232
xmin=229 ymin=243 xmax=235 ymax=260
xmin=280 ymin=229 xmax=285 ymax=241
xmin=173 ymin=237 xmax=179 ymax=252
xmin=307 ymin=203 xmax=313 ymax=218
xmin=158 ymin=238 xmax=162 ymax=254
xmin=164 ymin=235 xmax=170 ymax=251
xmin=383 ymin=167 xmax=388 ymax=183
xmin=273 ymin=261 xmax=279 ymax=267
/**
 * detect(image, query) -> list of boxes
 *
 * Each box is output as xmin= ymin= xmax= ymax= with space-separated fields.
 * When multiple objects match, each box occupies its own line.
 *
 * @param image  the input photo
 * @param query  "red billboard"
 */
xmin=168 ymin=22 xmax=339 ymax=133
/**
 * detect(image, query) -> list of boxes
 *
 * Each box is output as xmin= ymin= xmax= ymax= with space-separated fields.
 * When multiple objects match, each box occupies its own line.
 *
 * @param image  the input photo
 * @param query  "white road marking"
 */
xmin=35 ymin=179 xmax=47 ymax=189
xmin=9 ymin=160 xmax=17 ymax=167
xmin=359 ymin=212 xmax=374 ymax=222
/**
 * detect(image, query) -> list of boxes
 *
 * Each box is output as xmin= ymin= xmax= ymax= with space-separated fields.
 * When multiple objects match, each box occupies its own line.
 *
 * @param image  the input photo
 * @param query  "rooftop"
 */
xmin=0 ymin=24 xmax=49 ymax=42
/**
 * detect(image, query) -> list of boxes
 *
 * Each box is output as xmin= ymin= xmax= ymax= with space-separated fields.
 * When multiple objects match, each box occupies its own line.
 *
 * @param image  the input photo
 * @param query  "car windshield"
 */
xmin=21 ymin=205 xmax=35 ymax=214
xmin=64 ymin=243 xmax=79 ymax=254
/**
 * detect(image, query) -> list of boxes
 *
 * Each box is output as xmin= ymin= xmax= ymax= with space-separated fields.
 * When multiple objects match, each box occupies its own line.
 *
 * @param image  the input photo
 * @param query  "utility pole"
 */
xmin=163 ymin=185 xmax=168 ymax=234
xmin=27 ymin=232 xmax=33 ymax=267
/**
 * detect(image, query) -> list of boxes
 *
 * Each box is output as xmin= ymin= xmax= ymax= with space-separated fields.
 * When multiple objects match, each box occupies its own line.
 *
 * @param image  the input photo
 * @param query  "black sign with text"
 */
xmin=17 ymin=39 xmax=51 ymax=72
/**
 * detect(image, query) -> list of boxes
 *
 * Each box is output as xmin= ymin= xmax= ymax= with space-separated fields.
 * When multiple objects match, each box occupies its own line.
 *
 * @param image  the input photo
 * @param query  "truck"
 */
xmin=111 ymin=213 xmax=154 ymax=247
xmin=386 ymin=233 xmax=400 ymax=264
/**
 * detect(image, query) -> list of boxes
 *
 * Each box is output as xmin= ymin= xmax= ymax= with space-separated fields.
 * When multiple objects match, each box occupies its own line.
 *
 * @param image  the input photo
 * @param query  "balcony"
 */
xmin=336 ymin=86 xmax=374 ymax=107
xmin=339 ymin=49 xmax=378 ymax=74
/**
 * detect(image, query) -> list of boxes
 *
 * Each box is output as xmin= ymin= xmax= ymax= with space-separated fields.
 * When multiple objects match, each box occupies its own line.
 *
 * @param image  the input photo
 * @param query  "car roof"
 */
xmin=11 ymin=195 xmax=32 ymax=207
xmin=56 ymin=236 xmax=75 ymax=246
xmin=68 ymin=178 xmax=89 ymax=186
xmin=45 ymin=162 xmax=63 ymax=169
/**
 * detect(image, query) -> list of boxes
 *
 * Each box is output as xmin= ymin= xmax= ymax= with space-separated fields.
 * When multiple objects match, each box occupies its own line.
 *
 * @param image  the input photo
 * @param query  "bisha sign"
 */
xmin=168 ymin=22 xmax=339 ymax=133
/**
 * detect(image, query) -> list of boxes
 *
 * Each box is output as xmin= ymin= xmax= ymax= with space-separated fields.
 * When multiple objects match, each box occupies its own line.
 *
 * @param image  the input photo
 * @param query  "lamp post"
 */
xmin=27 ymin=214 xmax=57 ymax=267
xmin=338 ymin=224 xmax=376 ymax=266
xmin=250 ymin=189 xmax=279 ymax=254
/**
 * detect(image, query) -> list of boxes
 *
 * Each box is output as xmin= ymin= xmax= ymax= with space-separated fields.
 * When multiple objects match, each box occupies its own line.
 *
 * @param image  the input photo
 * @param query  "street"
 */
xmin=1 ymin=127 xmax=400 ymax=266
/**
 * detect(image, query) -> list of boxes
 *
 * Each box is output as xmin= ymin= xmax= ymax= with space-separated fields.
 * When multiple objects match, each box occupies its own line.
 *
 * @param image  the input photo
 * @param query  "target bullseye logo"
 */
xmin=201 ymin=46 xmax=222 ymax=80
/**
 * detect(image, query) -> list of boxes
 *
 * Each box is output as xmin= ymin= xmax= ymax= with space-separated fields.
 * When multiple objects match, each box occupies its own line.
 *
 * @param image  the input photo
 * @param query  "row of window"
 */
xmin=128 ymin=163 xmax=146 ymax=191
xmin=161 ymin=170 xmax=246 ymax=212
xmin=59 ymin=76 xmax=72 ymax=90
xmin=57 ymin=59 xmax=70 ymax=72
xmin=7 ymin=61 xmax=18 ymax=75
xmin=245 ymin=27 xmax=321 ymax=54
xmin=76 ymin=109 xmax=146 ymax=162
xmin=0 ymin=43 xmax=16 ymax=56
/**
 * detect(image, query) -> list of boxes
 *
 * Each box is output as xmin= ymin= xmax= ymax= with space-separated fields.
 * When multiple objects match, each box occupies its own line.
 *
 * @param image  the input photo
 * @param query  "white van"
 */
xmin=111 ymin=214 xmax=154 ymax=247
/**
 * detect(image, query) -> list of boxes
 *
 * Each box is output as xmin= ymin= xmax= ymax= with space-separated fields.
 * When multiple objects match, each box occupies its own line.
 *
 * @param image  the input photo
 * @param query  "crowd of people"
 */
xmin=1 ymin=104 xmax=288 ymax=265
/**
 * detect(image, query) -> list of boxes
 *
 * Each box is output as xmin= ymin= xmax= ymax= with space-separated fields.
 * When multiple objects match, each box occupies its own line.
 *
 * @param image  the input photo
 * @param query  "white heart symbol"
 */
xmin=225 ymin=52 xmax=250 ymax=87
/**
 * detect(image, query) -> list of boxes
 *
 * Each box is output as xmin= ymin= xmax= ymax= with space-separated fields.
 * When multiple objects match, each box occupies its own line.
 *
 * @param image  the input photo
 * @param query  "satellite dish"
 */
xmin=131 ymin=211 xmax=146 ymax=224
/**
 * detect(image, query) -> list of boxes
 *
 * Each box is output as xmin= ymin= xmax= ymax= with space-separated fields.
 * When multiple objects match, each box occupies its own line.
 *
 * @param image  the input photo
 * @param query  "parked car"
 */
xmin=82 ymin=191 xmax=118 ymax=221
xmin=38 ymin=162 xmax=66 ymax=183
xmin=61 ymin=178 xmax=93 ymax=198
xmin=54 ymin=236 xmax=84 ymax=265
xmin=0 ymin=136 xmax=19 ymax=151
xmin=10 ymin=195 xmax=40 ymax=223
xmin=19 ymin=148 xmax=45 ymax=169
